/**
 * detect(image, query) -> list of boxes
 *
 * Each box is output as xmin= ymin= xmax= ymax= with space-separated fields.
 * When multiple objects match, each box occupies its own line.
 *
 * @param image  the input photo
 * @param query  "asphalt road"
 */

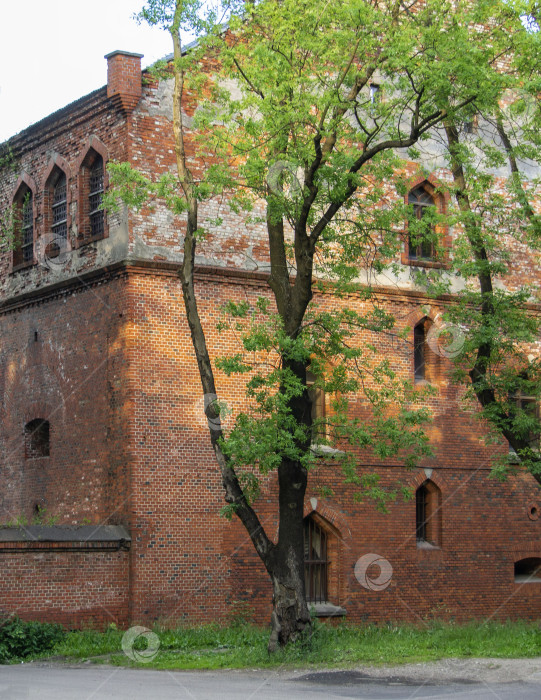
xmin=1 ymin=664 xmax=541 ymax=700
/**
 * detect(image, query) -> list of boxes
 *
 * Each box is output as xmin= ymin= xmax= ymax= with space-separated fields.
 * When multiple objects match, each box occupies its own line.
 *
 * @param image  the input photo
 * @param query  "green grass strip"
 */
xmin=29 ymin=620 xmax=541 ymax=670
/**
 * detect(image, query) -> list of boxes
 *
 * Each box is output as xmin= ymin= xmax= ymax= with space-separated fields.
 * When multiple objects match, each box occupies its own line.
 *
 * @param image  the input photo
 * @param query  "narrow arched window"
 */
xmin=509 ymin=384 xmax=540 ymax=454
xmin=24 ymin=419 xmax=50 ymax=459
xmin=78 ymin=147 xmax=106 ymax=244
xmin=89 ymin=156 xmax=104 ymax=238
xmin=408 ymin=185 xmax=436 ymax=261
xmin=52 ymin=171 xmax=68 ymax=241
xmin=304 ymin=517 xmax=328 ymax=603
xmin=13 ymin=186 xmax=34 ymax=268
xmin=414 ymin=321 xmax=426 ymax=382
xmin=416 ymin=480 xmax=442 ymax=547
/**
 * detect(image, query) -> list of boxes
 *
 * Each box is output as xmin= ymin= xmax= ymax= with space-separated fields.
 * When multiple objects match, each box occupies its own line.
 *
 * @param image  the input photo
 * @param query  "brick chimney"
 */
xmin=105 ymin=51 xmax=144 ymax=113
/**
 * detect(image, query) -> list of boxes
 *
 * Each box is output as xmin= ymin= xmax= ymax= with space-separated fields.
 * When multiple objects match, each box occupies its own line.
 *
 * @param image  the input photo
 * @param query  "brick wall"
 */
xmin=0 ymin=546 xmax=129 ymax=627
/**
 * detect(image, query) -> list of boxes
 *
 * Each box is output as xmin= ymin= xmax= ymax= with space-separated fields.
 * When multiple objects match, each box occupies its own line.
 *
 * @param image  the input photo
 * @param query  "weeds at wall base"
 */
xmin=4 ymin=620 xmax=540 ymax=669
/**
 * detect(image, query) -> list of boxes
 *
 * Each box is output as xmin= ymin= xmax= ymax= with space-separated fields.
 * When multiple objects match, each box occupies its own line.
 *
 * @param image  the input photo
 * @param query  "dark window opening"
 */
xmin=416 ymin=484 xmax=428 ymax=541
xmin=408 ymin=186 xmax=435 ymax=261
xmin=24 ymin=419 xmax=50 ymax=459
xmin=416 ymin=480 xmax=441 ymax=547
xmin=514 ymin=558 xmax=541 ymax=583
xmin=462 ymin=115 xmax=478 ymax=134
xmin=414 ymin=323 xmax=426 ymax=383
xmin=304 ymin=517 xmax=328 ymax=603
xmin=89 ymin=156 xmax=104 ymax=238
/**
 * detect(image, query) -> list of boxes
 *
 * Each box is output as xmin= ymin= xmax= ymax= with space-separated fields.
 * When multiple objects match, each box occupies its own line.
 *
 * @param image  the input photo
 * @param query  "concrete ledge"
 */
xmin=310 ymin=602 xmax=346 ymax=617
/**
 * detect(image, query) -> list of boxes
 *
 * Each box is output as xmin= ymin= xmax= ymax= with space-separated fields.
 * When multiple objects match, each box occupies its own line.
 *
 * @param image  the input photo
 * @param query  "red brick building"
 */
xmin=0 ymin=51 xmax=540 ymax=629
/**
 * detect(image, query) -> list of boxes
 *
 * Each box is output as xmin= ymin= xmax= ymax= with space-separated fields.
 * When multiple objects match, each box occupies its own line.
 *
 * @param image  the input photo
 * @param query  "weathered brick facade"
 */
xmin=0 ymin=51 xmax=539 ymax=629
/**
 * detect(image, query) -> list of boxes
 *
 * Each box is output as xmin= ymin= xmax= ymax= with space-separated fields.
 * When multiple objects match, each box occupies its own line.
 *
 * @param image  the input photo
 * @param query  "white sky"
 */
xmin=0 ymin=0 xmax=186 ymax=143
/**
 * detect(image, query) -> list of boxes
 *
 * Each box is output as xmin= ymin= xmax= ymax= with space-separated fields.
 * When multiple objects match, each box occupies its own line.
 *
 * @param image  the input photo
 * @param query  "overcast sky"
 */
xmin=0 ymin=0 xmax=187 ymax=143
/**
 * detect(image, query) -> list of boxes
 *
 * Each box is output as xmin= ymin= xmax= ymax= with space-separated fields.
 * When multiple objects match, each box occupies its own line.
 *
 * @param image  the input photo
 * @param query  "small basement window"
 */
xmin=24 ymin=419 xmax=50 ymax=458
xmin=514 ymin=558 xmax=541 ymax=583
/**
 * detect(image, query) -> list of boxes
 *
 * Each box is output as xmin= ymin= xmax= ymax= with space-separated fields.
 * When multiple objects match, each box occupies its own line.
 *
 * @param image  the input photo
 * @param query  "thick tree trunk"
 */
xmin=268 ymin=569 xmax=311 ymax=653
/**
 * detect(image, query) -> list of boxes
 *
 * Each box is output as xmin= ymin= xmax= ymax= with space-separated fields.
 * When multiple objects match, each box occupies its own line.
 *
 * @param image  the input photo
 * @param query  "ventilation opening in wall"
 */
xmin=24 ymin=419 xmax=50 ymax=458
xmin=514 ymin=558 xmax=541 ymax=583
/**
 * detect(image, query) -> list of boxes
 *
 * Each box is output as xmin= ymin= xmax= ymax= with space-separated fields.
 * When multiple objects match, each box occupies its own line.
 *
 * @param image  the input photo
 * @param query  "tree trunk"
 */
xmin=268 ymin=560 xmax=311 ymax=653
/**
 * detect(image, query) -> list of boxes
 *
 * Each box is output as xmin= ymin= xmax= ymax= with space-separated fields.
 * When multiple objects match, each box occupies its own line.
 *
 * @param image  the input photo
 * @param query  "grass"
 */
xmin=29 ymin=619 xmax=541 ymax=670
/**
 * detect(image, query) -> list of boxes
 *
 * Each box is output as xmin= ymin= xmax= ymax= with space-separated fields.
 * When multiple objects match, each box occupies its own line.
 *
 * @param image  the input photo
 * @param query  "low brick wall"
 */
xmin=0 ymin=526 xmax=130 ymax=627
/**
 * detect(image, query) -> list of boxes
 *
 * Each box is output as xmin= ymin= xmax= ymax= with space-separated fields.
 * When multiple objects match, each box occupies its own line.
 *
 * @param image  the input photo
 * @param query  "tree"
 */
xmin=107 ymin=0 xmax=540 ymax=649
xmin=419 ymin=0 xmax=541 ymax=479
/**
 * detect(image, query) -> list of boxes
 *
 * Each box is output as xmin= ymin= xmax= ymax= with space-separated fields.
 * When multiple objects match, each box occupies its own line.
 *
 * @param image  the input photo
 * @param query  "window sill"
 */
xmin=401 ymin=253 xmax=448 ymax=270
xmin=515 ymin=575 xmax=541 ymax=584
xmin=310 ymin=443 xmax=345 ymax=458
xmin=309 ymin=602 xmax=346 ymax=617
xmin=417 ymin=539 xmax=440 ymax=550
xmin=10 ymin=260 xmax=35 ymax=273
xmin=75 ymin=233 xmax=107 ymax=248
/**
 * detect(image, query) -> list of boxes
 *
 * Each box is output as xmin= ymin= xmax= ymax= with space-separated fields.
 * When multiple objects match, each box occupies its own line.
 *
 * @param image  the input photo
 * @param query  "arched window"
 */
xmin=407 ymin=184 xmax=436 ymax=261
xmin=414 ymin=321 xmax=427 ymax=382
xmin=78 ymin=146 xmax=106 ymax=244
xmin=13 ymin=185 xmax=35 ymax=268
xmin=509 ymin=385 xmax=540 ymax=454
xmin=51 ymin=170 xmax=68 ymax=241
xmin=43 ymin=165 xmax=69 ymax=260
xmin=416 ymin=480 xmax=442 ymax=547
xmin=24 ymin=419 xmax=50 ymax=459
xmin=89 ymin=156 xmax=104 ymax=238
xmin=304 ymin=517 xmax=328 ymax=602
xmin=514 ymin=558 xmax=541 ymax=583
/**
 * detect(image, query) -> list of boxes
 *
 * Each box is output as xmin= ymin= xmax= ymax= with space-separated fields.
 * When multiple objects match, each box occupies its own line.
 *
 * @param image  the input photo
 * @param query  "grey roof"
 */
xmin=0 ymin=524 xmax=130 ymax=543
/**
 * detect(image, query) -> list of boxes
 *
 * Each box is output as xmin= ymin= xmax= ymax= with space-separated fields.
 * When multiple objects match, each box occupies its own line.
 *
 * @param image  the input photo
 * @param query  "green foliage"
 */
xmin=0 ymin=616 xmax=65 ymax=662
xmin=30 ymin=620 xmax=541 ymax=669
xmin=0 ymin=506 xmax=61 ymax=528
